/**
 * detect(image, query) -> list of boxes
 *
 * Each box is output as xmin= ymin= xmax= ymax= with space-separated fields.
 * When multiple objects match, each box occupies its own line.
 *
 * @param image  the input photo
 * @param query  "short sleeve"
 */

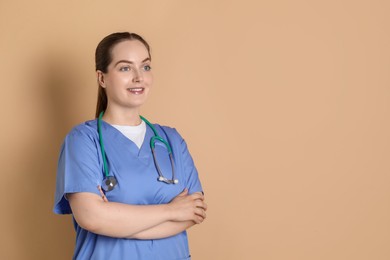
xmin=177 ymin=132 xmax=203 ymax=194
xmin=53 ymin=126 xmax=103 ymax=214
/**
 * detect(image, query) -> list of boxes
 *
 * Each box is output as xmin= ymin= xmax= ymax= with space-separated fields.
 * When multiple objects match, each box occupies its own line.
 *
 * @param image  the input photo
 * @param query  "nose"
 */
xmin=132 ymin=69 xmax=144 ymax=83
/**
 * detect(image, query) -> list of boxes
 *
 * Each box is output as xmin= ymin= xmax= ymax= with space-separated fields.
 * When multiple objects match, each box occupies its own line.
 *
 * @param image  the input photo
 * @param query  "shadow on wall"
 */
xmin=13 ymin=50 xmax=81 ymax=259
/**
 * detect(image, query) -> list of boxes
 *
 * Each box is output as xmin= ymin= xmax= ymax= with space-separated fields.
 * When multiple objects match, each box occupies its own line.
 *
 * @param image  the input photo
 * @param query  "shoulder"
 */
xmin=153 ymin=124 xmax=184 ymax=142
xmin=64 ymin=119 xmax=99 ymax=143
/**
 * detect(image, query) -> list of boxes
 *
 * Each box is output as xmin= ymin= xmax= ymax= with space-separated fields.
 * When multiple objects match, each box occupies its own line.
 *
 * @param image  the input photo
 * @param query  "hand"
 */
xmin=167 ymin=189 xmax=207 ymax=224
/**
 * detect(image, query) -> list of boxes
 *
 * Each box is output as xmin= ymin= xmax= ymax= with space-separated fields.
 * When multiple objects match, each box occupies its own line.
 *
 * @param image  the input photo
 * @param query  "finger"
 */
xmin=196 ymin=215 xmax=205 ymax=224
xmin=190 ymin=192 xmax=204 ymax=201
xmin=194 ymin=208 xmax=206 ymax=219
xmin=194 ymin=216 xmax=203 ymax=224
xmin=97 ymin=185 xmax=109 ymax=202
xmin=195 ymin=200 xmax=207 ymax=210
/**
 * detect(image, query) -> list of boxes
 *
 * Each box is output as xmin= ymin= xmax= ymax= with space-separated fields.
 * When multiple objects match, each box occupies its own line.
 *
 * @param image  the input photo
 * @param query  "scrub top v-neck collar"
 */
xmin=98 ymin=119 xmax=154 ymax=160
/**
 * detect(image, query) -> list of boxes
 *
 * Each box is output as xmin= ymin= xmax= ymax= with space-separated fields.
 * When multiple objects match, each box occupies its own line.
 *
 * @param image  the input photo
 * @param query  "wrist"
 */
xmin=163 ymin=203 xmax=174 ymax=221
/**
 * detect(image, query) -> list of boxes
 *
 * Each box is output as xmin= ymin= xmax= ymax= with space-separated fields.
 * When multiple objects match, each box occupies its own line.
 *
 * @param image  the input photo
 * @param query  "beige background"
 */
xmin=1 ymin=0 xmax=390 ymax=259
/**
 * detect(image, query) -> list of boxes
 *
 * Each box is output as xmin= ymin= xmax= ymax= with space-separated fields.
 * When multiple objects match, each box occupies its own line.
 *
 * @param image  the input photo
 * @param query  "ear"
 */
xmin=97 ymin=70 xmax=106 ymax=88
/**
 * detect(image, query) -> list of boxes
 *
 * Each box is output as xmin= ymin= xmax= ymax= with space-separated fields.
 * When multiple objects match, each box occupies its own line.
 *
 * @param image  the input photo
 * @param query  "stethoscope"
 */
xmin=98 ymin=111 xmax=178 ymax=192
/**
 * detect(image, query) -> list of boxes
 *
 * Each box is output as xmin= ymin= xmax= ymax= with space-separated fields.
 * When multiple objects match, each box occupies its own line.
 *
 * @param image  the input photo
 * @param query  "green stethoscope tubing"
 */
xmin=98 ymin=111 xmax=177 ymax=189
xmin=98 ymin=112 xmax=109 ymax=179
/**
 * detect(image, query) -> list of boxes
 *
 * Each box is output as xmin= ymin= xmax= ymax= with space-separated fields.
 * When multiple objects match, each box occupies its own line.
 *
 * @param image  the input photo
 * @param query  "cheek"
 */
xmin=106 ymin=73 xmax=127 ymax=87
xmin=146 ymin=74 xmax=154 ymax=86
xmin=118 ymin=74 xmax=132 ymax=85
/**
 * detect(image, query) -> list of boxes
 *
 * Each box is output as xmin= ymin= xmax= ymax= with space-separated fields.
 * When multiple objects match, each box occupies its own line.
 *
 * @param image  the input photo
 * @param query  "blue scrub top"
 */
xmin=53 ymin=119 xmax=203 ymax=260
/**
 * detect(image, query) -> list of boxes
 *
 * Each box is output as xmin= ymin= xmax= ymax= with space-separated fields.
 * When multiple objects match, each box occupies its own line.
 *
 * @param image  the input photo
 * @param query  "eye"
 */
xmin=143 ymin=65 xmax=152 ymax=71
xmin=119 ymin=66 xmax=131 ymax=72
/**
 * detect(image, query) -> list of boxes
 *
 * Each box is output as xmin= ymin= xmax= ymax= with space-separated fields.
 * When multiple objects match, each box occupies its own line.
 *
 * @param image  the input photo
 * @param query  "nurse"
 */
xmin=53 ymin=32 xmax=207 ymax=260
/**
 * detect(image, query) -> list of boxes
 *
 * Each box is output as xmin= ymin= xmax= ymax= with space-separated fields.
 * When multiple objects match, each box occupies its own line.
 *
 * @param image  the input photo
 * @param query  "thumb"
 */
xmin=178 ymin=188 xmax=189 ymax=197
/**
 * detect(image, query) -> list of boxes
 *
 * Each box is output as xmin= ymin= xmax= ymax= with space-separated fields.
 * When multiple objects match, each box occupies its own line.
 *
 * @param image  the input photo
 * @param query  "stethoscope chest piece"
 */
xmin=158 ymin=176 xmax=179 ymax=184
xmin=102 ymin=176 xmax=118 ymax=192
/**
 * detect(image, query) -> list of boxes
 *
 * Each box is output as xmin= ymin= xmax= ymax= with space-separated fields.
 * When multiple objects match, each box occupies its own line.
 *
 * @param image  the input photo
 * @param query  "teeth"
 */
xmin=129 ymin=88 xmax=143 ymax=91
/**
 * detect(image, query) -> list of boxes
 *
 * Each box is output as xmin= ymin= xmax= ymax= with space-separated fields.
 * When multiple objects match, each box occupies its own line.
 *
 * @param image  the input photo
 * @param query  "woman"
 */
xmin=53 ymin=32 xmax=207 ymax=260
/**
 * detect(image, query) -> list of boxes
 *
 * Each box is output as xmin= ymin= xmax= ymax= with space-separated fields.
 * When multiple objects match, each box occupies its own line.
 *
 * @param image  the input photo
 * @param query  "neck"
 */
xmin=102 ymin=106 xmax=142 ymax=126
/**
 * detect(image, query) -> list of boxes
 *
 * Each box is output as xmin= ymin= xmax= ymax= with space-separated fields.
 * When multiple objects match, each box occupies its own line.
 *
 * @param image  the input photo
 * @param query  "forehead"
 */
xmin=110 ymin=40 xmax=150 ymax=63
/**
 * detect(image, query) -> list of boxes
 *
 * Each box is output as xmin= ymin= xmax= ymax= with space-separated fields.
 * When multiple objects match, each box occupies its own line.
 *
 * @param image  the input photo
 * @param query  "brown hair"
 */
xmin=95 ymin=32 xmax=151 ymax=117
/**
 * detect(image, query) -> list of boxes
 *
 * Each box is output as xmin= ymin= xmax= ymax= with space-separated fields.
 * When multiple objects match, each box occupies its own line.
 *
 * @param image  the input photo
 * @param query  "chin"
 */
xmin=128 ymin=100 xmax=147 ymax=108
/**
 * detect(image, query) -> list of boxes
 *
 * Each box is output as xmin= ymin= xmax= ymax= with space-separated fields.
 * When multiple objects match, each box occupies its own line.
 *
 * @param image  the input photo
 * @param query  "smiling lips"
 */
xmin=127 ymin=87 xmax=145 ymax=95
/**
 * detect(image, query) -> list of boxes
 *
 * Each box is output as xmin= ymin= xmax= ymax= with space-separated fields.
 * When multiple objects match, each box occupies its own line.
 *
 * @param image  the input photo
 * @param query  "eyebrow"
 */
xmin=114 ymin=57 xmax=151 ymax=67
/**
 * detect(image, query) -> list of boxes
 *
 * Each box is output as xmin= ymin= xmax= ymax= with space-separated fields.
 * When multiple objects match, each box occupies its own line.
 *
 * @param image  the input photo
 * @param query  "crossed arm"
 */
xmin=67 ymin=188 xmax=207 ymax=240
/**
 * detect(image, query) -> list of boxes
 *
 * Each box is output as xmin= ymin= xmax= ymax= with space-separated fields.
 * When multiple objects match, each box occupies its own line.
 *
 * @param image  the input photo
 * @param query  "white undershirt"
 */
xmin=111 ymin=120 xmax=146 ymax=149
